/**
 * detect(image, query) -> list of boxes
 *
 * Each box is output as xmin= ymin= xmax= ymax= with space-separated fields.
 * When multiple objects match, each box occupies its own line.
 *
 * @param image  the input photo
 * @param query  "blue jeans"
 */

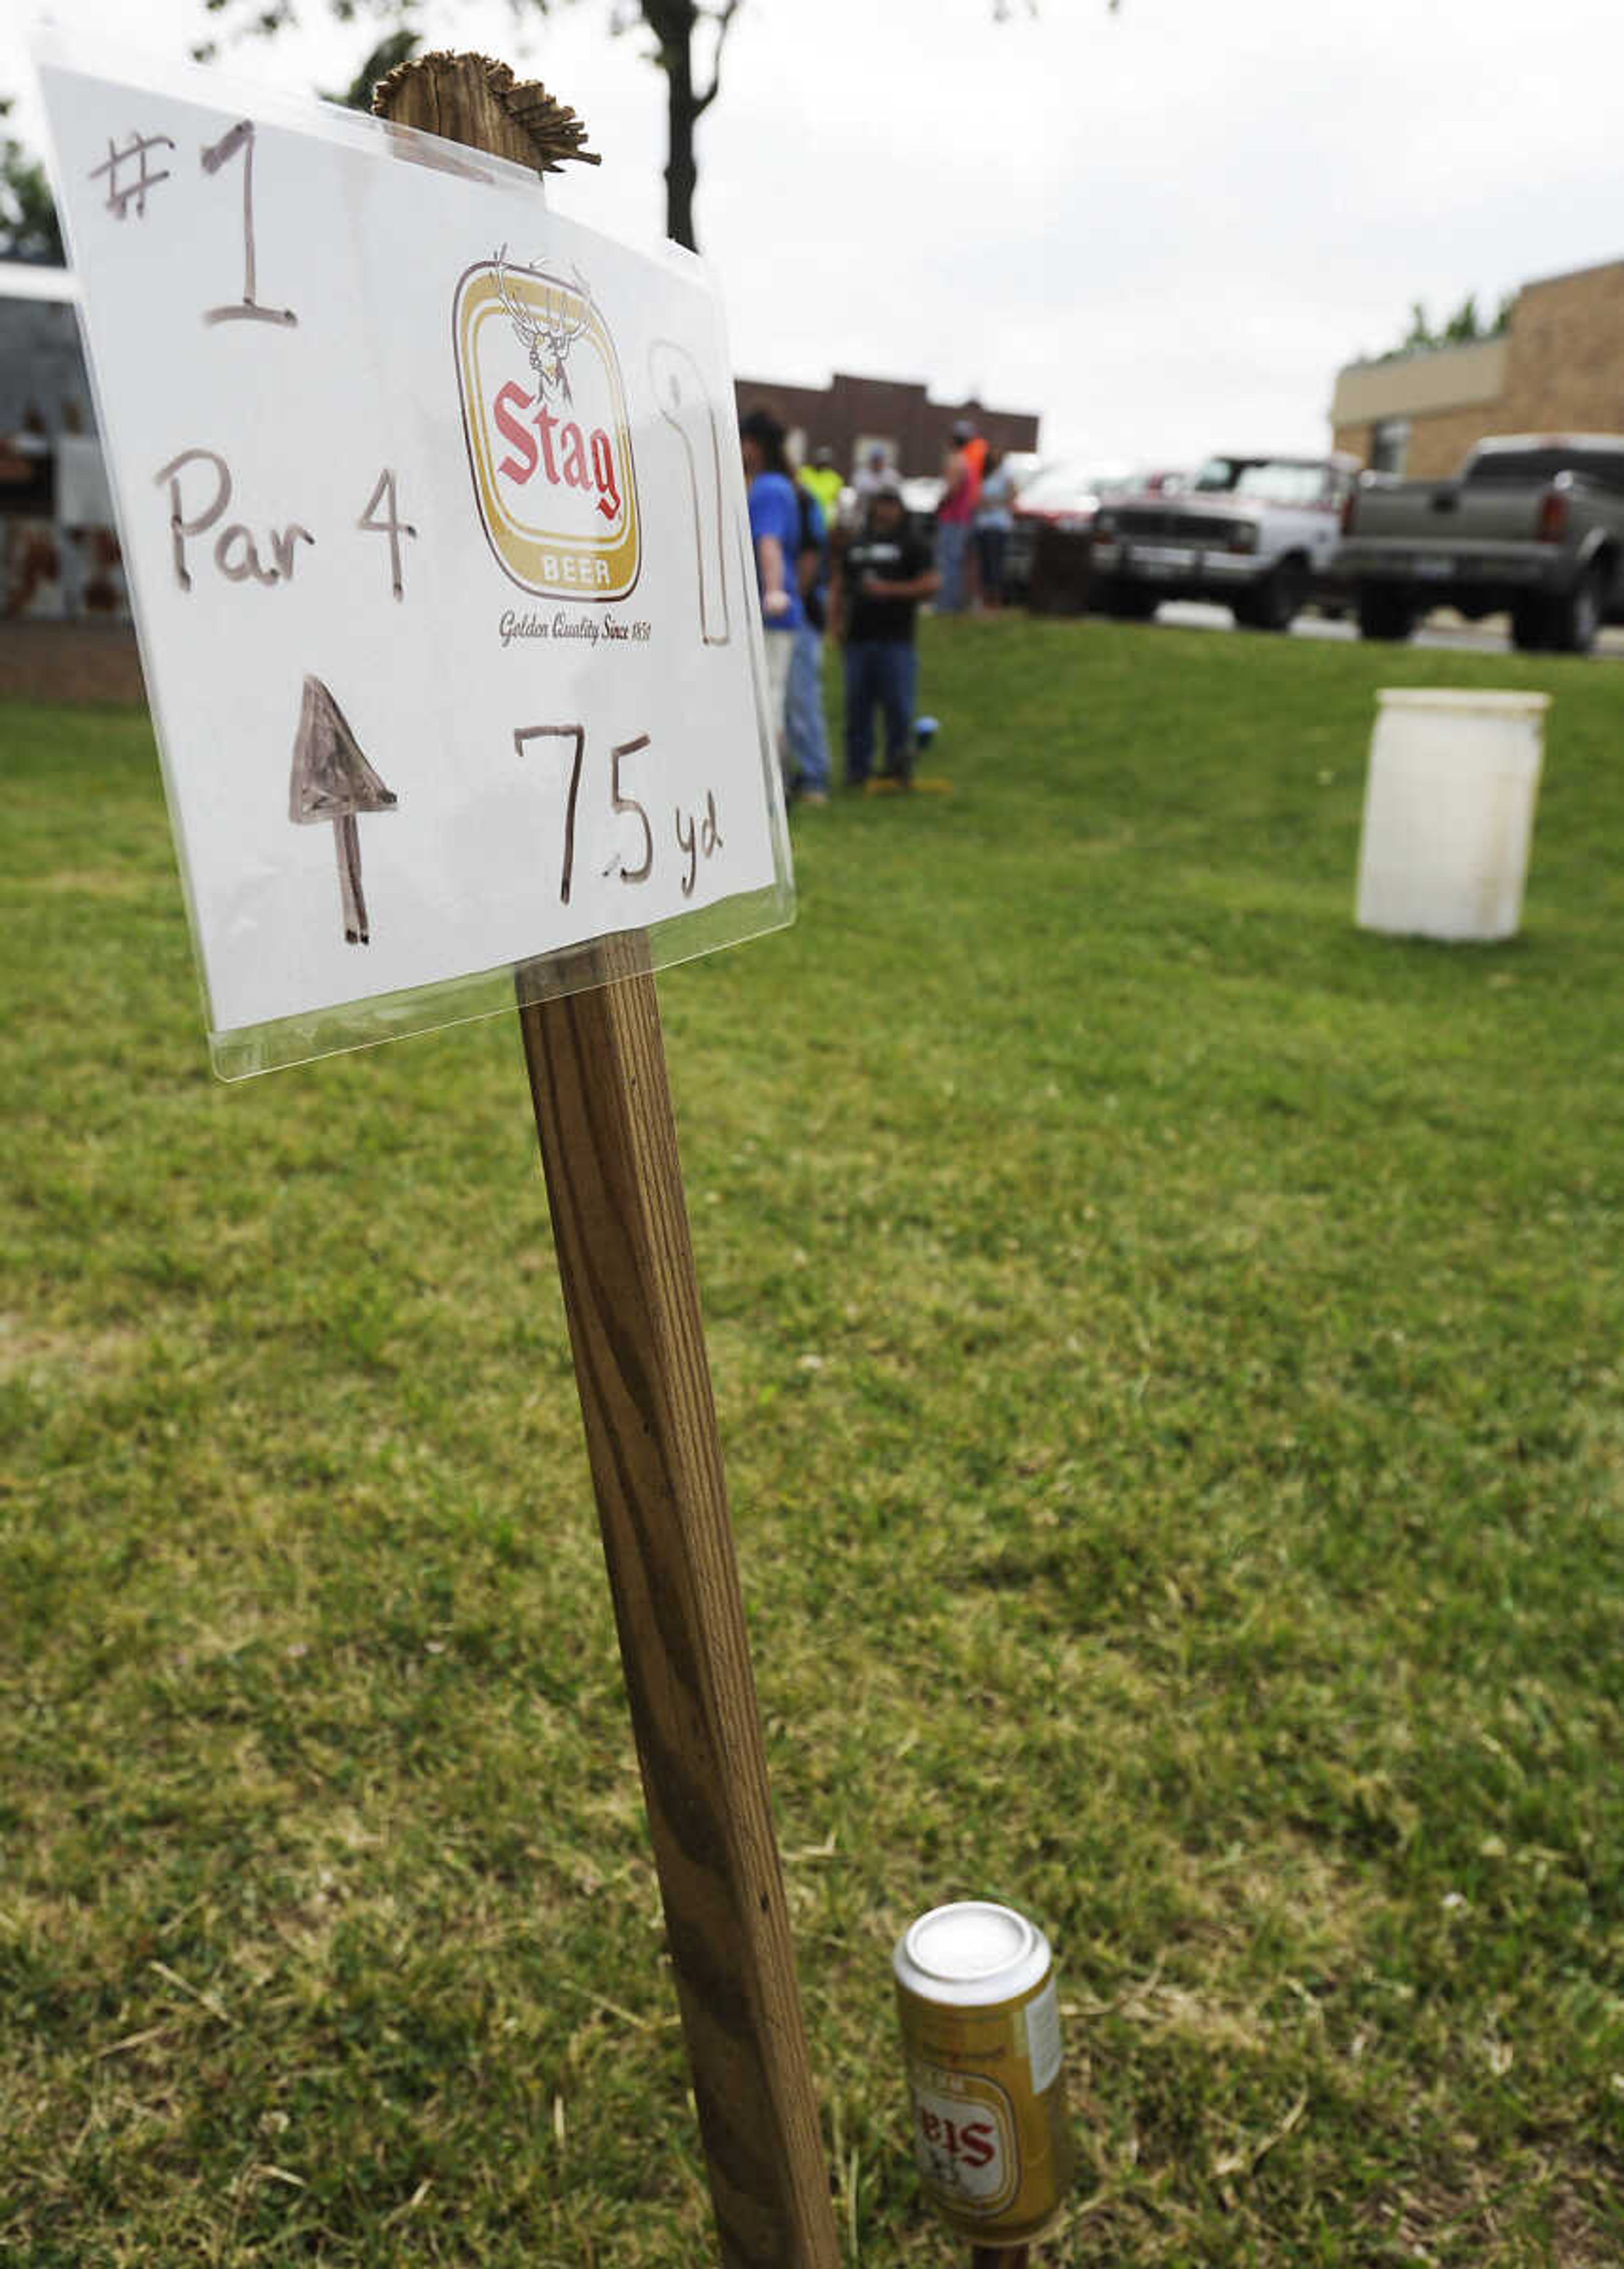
xmin=976 ymin=523 xmax=1010 ymax=606
xmin=785 ymin=621 xmax=831 ymax=794
xmin=935 ymin=518 xmax=971 ymax=613
xmin=843 ymin=640 xmax=916 ymax=786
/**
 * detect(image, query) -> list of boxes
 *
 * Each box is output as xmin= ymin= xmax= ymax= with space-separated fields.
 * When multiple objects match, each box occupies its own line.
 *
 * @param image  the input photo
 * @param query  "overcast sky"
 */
xmin=9 ymin=0 xmax=1624 ymax=473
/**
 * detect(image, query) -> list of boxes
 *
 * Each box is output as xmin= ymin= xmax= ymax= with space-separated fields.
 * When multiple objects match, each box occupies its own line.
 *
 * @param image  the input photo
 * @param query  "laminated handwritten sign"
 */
xmin=36 ymin=38 xmax=791 ymax=1076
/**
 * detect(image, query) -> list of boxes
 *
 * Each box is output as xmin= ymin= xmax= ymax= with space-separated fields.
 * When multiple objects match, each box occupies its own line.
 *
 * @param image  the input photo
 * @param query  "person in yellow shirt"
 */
xmin=800 ymin=445 xmax=844 ymax=532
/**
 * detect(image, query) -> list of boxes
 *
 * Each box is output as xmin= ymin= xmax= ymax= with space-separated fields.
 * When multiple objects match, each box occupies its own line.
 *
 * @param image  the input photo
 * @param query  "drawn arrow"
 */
xmin=288 ymin=674 xmax=398 ymax=945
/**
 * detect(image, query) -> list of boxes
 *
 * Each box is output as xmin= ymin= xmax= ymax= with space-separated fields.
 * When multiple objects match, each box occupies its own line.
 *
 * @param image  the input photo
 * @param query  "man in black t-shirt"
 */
xmin=828 ymin=483 xmax=941 ymax=790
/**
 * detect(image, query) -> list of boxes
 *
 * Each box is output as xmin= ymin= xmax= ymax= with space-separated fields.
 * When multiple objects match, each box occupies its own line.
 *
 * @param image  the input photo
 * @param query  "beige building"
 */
xmin=1331 ymin=256 xmax=1624 ymax=478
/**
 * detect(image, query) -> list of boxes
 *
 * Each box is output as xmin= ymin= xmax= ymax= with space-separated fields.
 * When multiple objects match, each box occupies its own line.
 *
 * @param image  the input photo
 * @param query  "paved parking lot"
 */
xmin=1154 ymin=599 xmax=1624 ymax=659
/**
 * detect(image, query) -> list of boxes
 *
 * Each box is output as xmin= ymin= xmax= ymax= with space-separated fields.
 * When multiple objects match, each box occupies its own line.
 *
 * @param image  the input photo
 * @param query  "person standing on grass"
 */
xmin=828 ymin=479 xmax=940 ymax=791
xmin=974 ymin=447 xmax=1016 ymax=610
xmin=740 ymin=407 xmax=803 ymax=796
xmin=801 ymin=444 xmax=844 ymax=533
xmin=850 ymin=440 xmax=894 ymax=525
xmin=784 ymin=473 xmax=832 ymax=805
xmin=934 ymin=418 xmax=981 ymax=613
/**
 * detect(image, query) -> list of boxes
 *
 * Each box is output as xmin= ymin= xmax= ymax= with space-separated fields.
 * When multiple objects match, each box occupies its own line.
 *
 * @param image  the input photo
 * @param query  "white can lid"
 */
xmin=894 ymin=1901 xmax=1051 ymax=2006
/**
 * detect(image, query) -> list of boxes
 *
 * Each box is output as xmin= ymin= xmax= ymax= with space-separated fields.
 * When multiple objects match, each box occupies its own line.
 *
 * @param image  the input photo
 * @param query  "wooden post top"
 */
xmin=372 ymin=50 xmax=600 ymax=174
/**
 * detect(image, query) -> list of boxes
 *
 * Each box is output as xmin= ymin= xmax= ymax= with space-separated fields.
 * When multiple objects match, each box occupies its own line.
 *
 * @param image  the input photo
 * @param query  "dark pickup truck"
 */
xmin=1337 ymin=433 xmax=1624 ymax=652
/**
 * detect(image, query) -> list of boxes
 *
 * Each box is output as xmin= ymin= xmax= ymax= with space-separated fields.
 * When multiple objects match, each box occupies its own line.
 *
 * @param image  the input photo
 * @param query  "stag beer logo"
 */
xmin=911 ymin=2072 xmax=1017 ymax=2213
xmin=455 ymin=250 xmax=640 ymax=602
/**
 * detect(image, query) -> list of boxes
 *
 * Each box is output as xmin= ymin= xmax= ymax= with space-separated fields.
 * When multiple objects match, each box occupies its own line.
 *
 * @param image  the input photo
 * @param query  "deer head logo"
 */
xmin=494 ymin=244 xmax=593 ymax=406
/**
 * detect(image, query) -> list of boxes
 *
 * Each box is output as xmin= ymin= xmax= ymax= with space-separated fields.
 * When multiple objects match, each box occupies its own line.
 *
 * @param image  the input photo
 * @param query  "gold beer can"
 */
xmin=892 ymin=1900 xmax=1074 ymax=2247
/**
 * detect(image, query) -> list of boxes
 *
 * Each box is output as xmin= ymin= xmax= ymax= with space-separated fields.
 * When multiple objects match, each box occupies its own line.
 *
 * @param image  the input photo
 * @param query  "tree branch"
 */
xmin=639 ymin=0 xmax=695 ymax=73
xmin=693 ymin=0 xmax=744 ymax=115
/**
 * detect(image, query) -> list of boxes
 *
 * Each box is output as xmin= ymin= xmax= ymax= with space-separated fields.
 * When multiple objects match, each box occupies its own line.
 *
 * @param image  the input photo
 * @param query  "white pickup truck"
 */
xmin=1090 ymin=453 xmax=1358 ymax=631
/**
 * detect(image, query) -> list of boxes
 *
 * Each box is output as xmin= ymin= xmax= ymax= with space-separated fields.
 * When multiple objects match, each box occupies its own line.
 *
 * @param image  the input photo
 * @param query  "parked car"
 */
xmin=1006 ymin=459 xmax=1135 ymax=603
xmin=1000 ymin=449 xmax=1047 ymax=496
xmin=1127 ymin=467 xmax=1189 ymax=497
xmin=1337 ymin=432 xmax=1624 ymax=651
xmin=1090 ymin=453 xmax=1358 ymax=630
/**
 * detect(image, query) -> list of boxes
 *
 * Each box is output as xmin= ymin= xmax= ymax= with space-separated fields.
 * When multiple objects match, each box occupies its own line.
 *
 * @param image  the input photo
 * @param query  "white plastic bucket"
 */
xmin=1355 ymin=689 xmax=1550 ymax=943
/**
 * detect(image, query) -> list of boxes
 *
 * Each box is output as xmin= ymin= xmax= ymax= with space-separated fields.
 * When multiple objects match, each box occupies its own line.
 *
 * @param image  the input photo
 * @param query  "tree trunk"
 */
xmin=664 ymin=32 xmax=699 ymax=251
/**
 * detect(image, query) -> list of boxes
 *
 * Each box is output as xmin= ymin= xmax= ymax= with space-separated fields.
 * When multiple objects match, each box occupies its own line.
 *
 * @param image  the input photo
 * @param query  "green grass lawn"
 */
xmin=3 ymin=616 xmax=1621 ymax=2266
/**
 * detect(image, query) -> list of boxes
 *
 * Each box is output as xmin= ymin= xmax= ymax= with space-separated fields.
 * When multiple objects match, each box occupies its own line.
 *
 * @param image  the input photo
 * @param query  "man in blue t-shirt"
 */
xmin=740 ymin=408 xmax=802 ymax=794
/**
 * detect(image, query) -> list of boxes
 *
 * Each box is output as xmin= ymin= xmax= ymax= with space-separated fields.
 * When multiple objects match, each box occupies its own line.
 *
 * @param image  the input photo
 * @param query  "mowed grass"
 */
xmin=3 ymin=615 xmax=1621 ymax=2266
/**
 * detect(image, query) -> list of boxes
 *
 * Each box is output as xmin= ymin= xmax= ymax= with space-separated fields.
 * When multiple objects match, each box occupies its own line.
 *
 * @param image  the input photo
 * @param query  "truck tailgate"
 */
xmin=1350 ymin=481 xmax=1547 ymax=546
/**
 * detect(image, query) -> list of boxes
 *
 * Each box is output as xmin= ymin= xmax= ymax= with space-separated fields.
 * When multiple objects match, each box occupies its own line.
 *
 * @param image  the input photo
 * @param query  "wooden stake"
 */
xmin=373 ymin=60 xmax=838 ymax=2269
xmin=971 ymin=2249 xmax=1031 ymax=2269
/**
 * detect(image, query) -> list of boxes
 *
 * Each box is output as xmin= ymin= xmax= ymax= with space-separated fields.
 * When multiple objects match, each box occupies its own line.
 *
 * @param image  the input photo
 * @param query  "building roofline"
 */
xmin=1516 ymin=252 xmax=1624 ymax=295
xmin=735 ymin=369 xmax=1041 ymax=425
xmin=1338 ymin=255 xmax=1624 ymax=375
xmin=1336 ymin=332 xmax=1507 ymax=382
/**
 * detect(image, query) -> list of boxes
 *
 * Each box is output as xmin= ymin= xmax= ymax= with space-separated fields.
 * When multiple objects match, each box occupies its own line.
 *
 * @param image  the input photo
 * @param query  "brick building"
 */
xmin=1331 ymin=256 xmax=1624 ymax=479
xmin=732 ymin=368 xmax=1040 ymax=478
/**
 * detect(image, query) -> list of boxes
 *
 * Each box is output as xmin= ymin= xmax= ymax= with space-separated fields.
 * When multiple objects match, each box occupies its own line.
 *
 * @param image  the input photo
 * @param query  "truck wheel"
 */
xmin=1240 ymin=555 xmax=1309 ymax=633
xmin=1100 ymin=582 xmax=1157 ymax=621
xmin=1548 ymin=566 xmax=1605 ymax=655
xmin=1356 ymin=587 xmax=1414 ymax=642
xmin=1510 ymin=599 xmax=1552 ymax=653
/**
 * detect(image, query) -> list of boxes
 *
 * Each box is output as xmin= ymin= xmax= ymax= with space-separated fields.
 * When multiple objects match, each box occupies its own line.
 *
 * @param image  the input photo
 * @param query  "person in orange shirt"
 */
xmin=960 ymin=426 xmax=988 ymax=605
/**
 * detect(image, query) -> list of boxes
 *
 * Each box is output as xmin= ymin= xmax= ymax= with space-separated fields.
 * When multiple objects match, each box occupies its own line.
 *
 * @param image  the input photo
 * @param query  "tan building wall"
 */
xmin=1501 ymin=260 xmax=1624 ymax=432
xmin=1330 ymin=256 xmax=1624 ymax=473
xmin=1331 ymin=403 xmax=1501 ymax=479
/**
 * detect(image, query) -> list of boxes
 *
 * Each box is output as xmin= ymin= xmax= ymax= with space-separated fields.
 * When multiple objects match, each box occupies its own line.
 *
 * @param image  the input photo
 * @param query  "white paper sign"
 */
xmin=36 ymin=40 xmax=790 ymax=1074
